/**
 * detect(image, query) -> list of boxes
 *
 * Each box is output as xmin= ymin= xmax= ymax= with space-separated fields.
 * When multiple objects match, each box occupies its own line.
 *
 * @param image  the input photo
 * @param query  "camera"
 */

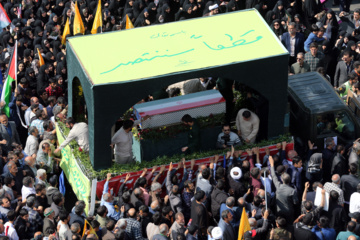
xmin=221 ymin=134 xmax=230 ymax=145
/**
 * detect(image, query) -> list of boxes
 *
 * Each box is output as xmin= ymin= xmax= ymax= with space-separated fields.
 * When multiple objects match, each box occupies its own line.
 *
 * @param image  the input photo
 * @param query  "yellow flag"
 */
xmin=126 ymin=14 xmax=134 ymax=29
xmin=73 ymin=1 xmax=85 ymax=35
xmin=82 ymin=219 xmax=98 ymax=238
xmin=238 ymin=207 xmax=251 ymax=240
xmin=91 ymin=0 xmax=102 ymax=34
xmin=37 ymin=48 xmax=45 ymax=66
xmin=61 ymin=17 xmax=70 ymax=45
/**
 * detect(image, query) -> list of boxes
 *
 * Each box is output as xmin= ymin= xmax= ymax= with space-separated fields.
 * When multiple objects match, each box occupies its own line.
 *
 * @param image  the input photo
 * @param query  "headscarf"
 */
xmin=307 ymin=153 xmax=322 ymax=172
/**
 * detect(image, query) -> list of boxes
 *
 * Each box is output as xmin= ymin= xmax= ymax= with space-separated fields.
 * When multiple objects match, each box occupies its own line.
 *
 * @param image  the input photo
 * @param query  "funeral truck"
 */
xmin=287 ymin=72 xmax=360 ymax=150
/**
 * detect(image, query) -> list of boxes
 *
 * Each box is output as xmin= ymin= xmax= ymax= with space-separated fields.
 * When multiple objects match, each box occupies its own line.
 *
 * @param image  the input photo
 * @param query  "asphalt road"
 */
xmin=326 ymin=0 xmax=360 ymax=13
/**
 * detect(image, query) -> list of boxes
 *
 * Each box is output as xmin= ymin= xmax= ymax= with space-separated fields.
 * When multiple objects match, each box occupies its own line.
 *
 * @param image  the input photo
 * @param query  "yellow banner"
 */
xmin=56 ymin=124 xmax=91 ymax=213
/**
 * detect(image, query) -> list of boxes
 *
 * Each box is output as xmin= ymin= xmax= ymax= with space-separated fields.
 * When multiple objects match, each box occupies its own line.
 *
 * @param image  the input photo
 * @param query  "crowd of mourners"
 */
xmin=1 ymin=0 xmax=360 ymax=238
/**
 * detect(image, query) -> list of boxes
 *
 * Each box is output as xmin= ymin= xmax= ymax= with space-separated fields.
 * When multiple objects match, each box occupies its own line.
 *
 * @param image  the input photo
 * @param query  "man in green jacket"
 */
xmin=181 ymin=114 xmax=200 ymax=154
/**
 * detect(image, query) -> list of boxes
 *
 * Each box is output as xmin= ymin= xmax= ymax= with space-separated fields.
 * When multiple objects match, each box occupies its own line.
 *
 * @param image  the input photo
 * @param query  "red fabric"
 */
xmin=5 ymin=226 xmax=9 ymax=236
xmin=96 ymin=142 xmax=294 ymax=199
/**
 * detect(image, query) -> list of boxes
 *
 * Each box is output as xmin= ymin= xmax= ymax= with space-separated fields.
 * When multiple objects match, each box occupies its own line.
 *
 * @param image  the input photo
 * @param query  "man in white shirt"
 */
xmin=24 ymin=126 xmax=39 ymax=158
xmin=350 ymin=183 xmax=360 ymax=213
xmin=235 ymin=109 xmax=260 ymax=144
xmin=21 ymin=176 xmax=36 ymax=200
xmin=4 ymin=210 xmax=19 ymax=240
xmin=58 ymin=210 xmax=72 ymax=240
xmin=54 ymin=117 xmax=89 ymax=153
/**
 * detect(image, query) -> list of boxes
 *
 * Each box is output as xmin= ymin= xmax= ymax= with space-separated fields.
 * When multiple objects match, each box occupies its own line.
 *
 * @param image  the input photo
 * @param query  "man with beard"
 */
xmin=54 ymin=117 xmax=89 ymax=153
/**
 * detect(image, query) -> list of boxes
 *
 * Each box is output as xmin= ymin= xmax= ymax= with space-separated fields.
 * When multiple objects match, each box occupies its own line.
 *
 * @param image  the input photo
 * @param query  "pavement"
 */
xmin=325 ymin=0 xmax=360 ymax=13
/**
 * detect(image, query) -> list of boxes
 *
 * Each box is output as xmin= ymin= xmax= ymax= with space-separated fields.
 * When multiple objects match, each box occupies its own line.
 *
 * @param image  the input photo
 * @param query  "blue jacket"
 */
xmin=304 ymin=33 xmax=325 ymax=52
xmin=312 ymin=226 xmax=336 ymax=240
xmin=281 ymin=32 xmax=305 ymax=56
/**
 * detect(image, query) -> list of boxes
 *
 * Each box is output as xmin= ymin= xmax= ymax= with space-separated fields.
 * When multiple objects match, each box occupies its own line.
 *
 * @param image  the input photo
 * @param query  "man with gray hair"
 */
xmin=152 ymin=223 xmax=169 ymax=240
xmin=269 ymin=156 xmax=299 ymax=223
xmin=24 ymin=126 xmax=39 ymax=158
xmin=349 ymin=140 xmax=360 ymax=169
xmin=70 ymin=222 xmax=81 ymax=237
xmin=219 ymin=197 xmax=239 ymax=229
xmin=150 ymin=181 xmax=164 ymax=207
xmin=246 ymin=210 xmax=269 ymax=239
xmin=100 ymin=173 xmax=120 ymax=221
xmin=116 ymin=218 xmax=130 ymax=240
xmin=324 ymin=174 xmax=345 ymax=206
xmin=36 ymin=169 xmax=48 ymax=187
xmin=23 ymin=156 xmax=37 ymax=179
xmin=281 ymin=22 xmax=305 ymax=65
xmin=170 ymin=212 xmax=185 ymax=240
xmin=218 ymin=209 xmax=235 ymax=240
xmin=22 ymin=195 xmax=43 ymax=237
xmin=21 ymin=176 xmax=35 ymax=200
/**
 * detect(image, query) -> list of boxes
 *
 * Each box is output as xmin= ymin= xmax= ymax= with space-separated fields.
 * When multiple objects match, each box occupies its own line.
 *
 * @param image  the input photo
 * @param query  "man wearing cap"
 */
xmin=43 ymin=208 xmax=56 ymax=236
xmin=218 ymin=209 xmax=236 ymax=240
xmin=227 ymin=166 xmax=246 ymax=200
xmin=211 ymin=227 xmax=223 ymax=240
xmin=208 ymin=4 xmax=219 ymax=16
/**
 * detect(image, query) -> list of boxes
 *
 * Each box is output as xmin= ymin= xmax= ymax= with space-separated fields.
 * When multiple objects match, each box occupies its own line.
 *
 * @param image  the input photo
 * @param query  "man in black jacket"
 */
xmin=191 ymin=190 xmax=209 ymax=240
xmin=210 ymin=180 xmax=228 ymax=221
xmin=293 ymin=213 xmax=316 ymax=240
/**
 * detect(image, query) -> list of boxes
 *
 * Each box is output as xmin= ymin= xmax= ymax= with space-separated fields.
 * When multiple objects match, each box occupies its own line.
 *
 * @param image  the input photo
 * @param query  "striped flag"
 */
xmin=0 ymin=3 xmax=11 ymax=29
xmin=17 ymin=4 xmax=21 ymax=18
xmin=91 ymin=0 xmax=102 ymax=34
xmin=1 ymin=41 xmax=17 ymax=117
xmin=126 ymin=14 xmax=134 ymax=29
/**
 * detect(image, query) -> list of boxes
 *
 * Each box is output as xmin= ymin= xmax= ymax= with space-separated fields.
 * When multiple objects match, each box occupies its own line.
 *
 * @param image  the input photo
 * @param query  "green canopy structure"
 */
xmin=66 ymin=9 xmax=289 ymax=170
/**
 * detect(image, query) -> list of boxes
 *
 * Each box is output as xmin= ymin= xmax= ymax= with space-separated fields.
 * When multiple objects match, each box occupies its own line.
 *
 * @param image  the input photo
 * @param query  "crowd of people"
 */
xmin=0 ymin=0 xmax=360 ymax=238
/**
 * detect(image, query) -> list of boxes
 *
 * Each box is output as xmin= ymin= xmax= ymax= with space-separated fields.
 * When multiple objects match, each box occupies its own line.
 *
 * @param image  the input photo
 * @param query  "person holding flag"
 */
xmin=126 ymin=14 xmax=134 ymax=29
xmin=91 ymin=0 xmax=102 ymax=34
xmin=73 ymin=1 xmax=85 ymax=35
xmin=1 ymin=40 xmax=17 ymax=118
xmin=242 ymin=209 xmax=269 ymax=240
xmin=62 ymin=17 xmax=70 ymax=45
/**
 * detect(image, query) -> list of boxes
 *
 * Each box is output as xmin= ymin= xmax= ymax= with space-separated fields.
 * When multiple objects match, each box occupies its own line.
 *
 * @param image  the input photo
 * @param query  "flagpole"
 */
xmin=14 ymin=40 xmax=17 ymax=88
xmin=264 ymin=170 xmax=267 ymax=211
